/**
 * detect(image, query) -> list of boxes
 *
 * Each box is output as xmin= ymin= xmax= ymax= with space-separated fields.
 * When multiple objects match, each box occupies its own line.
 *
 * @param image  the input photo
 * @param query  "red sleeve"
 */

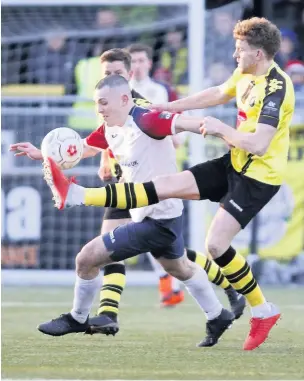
xmin=137 ymin=110 xmax=179 ymax=139
xmin=85 ymin=125 xmax=109 ymax=150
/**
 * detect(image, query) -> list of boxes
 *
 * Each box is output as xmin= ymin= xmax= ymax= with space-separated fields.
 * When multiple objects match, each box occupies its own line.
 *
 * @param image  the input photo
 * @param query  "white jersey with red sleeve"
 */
xmin=85 ymin=106 xmax=183 ymax=222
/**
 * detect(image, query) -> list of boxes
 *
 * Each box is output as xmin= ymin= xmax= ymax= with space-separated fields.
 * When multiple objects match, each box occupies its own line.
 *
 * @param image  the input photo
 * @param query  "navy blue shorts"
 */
xmin=103 ymin=215 xmax=184 ymax=262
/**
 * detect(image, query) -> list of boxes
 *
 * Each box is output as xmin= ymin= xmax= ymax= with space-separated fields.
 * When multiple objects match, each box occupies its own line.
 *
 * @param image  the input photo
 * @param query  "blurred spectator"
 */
xmin=89 ymin=9 xmax=129 ymax=57
xmin=275 ymin=28 xmax=299 ymax=68
xmin=205 ymin=62 xmax=232 ymax=87
xmin=157 ymin=29 xmax=188 ymax=87
xmin=127 ymin=43 xmax=169 ymax=103
xmin=286 ymin=60 xmax=304 ymax=125
xmin=210 ymin=11 xmax=236 ymax=70
xmin=27 ymin=29 xmax=82 ymax=94
xmin=95 ymin=9 xmax=119 ymax=29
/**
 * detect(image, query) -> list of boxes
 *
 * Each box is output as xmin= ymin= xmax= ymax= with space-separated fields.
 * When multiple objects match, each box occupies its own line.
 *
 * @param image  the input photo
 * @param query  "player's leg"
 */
xmin=91 ymin=208 xmax=131 ymax=335
xmin=186 ymin=248 xmax=246 ymax=319
xmin=42 ymin=157 xmax=200 ymax=210
xmin=147 ymin=252 xmax=184 ymax=307
xmin=153 ymin=236 xmax=234 ymax=348
xmin=38 ymin=232 xmax=115 ymax=336
xmin=205 ymin=172 xmax=281 ymax=350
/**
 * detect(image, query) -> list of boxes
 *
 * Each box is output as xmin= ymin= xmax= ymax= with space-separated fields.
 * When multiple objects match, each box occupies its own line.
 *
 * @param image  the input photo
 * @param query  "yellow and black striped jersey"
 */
xmin=221 ymin=62 xmax=295 ymax=185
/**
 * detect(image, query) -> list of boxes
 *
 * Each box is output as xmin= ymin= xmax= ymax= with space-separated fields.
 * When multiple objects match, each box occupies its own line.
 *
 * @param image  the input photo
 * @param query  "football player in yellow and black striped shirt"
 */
xmin=59 ymin=18 xmax=294 ymax=350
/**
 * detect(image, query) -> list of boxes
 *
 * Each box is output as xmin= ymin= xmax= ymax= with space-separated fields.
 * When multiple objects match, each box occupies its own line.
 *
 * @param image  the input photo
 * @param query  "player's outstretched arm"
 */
xmin=174 ymin=115 xmax=205 ymax=135
xmin=10 ymin=140 xmax=99 ymax=161
xmin=149 ymin=86 xmax=232 ymax=113
xmin=200 ymin=117 xmax=276 ymax=157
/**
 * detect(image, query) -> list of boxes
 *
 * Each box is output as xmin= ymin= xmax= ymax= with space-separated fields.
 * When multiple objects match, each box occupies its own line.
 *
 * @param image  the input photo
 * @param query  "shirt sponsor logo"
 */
xmin=121 ymin=160 xmax=139 ymax=168
xmin=264 ymin=101 xmax=278 ymax=111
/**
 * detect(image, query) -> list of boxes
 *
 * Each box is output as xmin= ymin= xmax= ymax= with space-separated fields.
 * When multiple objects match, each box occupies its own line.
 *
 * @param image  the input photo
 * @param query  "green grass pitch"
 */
xmin=2 ymin=286 xmax=304 ymax=380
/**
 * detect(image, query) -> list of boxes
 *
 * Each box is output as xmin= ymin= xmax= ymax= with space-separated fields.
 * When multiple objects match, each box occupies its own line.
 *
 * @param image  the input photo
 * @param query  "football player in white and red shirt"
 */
xmin=31 ymin=74 xmax=238 ymax=346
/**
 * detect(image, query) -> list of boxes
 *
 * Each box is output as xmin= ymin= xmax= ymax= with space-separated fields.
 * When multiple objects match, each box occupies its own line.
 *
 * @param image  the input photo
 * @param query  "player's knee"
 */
xmin=166 ymin=259 xmax=196 ymax=281
xmin=205 ymin=237 xmax=225 ymax=259
xmin=75 ymin=246 xmax=92 ymax=275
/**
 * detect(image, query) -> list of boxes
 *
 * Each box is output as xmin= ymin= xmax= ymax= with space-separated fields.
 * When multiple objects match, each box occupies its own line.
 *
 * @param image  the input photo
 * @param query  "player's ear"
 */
xmin=256 ymin=49 xmax=263 ymax=60
xmin=121 ymin=94 xmax=129 ymax=106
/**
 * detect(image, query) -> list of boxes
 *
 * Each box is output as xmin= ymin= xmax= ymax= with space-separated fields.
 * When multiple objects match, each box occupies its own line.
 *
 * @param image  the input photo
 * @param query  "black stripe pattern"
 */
xmin=258 ymin=66 xmax=287 ymax=128
xmin=101 ymin=284 xmax=123 ymax=295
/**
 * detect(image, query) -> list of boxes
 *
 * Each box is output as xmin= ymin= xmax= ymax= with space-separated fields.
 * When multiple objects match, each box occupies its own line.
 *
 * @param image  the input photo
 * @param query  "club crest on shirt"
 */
xmin=267 ymin=79 xmax=283 ymax=95
xmin=241 ymin=81 xmax=255 ymax=103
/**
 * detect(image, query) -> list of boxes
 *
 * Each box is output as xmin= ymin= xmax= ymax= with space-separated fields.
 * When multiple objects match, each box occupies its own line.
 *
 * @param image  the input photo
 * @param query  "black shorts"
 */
xmin=103 ymin=207 xmax=131 ymax=220
xmin=188 ymin=153 xmax=280 ymax=228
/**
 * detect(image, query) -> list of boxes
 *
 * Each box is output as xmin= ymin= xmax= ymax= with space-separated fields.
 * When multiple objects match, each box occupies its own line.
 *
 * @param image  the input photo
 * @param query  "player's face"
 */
xmin=130 ymin=51 xmax=151 ymax=81
xmin=233 ymin=39 xmax=260 ymax=74
xmin=94 ymin=86 xmax=128 ymax=126
xmin=100 ymin=61 xmax=132 ymax=81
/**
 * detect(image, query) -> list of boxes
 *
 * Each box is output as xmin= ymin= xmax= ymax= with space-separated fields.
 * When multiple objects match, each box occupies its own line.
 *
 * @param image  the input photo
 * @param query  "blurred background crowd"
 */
xmin=2 ymin=0 xmax=303 ymax=106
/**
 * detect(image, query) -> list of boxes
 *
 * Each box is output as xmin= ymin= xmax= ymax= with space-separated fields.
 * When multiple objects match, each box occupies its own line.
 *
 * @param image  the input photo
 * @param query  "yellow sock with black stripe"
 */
xmin=97 ymin=264 xmax=126 ymax=319
xmin=214 ymin=246 xmax=266 ymax=307
xmin=84 ymin=182 xmax=159 ymax=209
xmin=186 ymin=248 xmax=231 ymax=290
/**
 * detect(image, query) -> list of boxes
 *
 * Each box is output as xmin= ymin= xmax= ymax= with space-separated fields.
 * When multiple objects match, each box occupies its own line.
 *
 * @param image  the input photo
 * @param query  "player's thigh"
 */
xmin=103 ymin=217 xmax=183 ymax=262
xmin=153 ymin=171 xmax=201 ymax=200
xmin=188 ymin=154 xmax=230 ymax=201
xmin=222 ymin=171 xmax=280 ymax=229
xmin=77 ymin=236 xmax=114 ymax=270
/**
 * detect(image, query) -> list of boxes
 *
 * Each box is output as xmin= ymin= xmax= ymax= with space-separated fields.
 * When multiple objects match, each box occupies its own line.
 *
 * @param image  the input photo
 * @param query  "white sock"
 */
xmin=172 ymin=276 xmax=181 ymax=292
xmin=251 ymin=302 xmax=273 ymax=318
xmin=71 ymin=274 xmax=101 ymax=323
xmin=67 ymin=183 xmax=85 ymax=206
xmin=183 ymin=268 xmax=223 ymax=320
xmin=147 ymin=252 xmax=167 ymax=278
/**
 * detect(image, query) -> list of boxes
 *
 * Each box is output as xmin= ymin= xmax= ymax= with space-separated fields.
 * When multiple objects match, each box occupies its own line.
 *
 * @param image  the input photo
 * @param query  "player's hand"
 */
xmin=200 ymin=116 xmax=224 ymax=137
xmin=9 ymin=142 xmax=43 ymax=160
xmin=98 ymin=165 xmax=112 ymax=181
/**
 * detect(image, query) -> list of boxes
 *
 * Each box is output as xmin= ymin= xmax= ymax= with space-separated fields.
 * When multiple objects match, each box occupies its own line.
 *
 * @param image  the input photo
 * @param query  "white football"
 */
xmin=41 ymin=127 xmax=83 ymax=170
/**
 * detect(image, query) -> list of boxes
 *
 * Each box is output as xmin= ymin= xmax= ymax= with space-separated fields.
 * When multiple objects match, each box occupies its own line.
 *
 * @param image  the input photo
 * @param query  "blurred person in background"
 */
xmin=127 ymin=43 xmax=169 ymax=103
xmin=27 ymin=29 xmax=81 ymax=94
xmin=275 ymin=28 xmax=299 ymax=68
xmin=157 ymin=29 xmax=188 ymax=91
xmin=286 ymin=60 xmax=304 ymax=125
xmin=95 ymin=9 xmax=120 ymax=30
xmin=90 ymin=8 xmax=126 ymax=56
xmin=210 ymin=11 xmax=236 ymax=70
